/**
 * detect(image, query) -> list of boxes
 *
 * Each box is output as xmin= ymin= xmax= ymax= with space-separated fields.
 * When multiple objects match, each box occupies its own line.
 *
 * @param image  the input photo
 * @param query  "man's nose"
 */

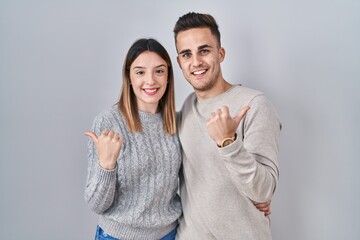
xmin=192 ymin=54 xmax=203 ymax=67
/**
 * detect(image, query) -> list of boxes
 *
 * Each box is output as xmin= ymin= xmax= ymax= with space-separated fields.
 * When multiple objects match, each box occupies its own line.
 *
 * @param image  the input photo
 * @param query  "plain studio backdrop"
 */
xmin=0 ymin=0 xmax=359 ymax=239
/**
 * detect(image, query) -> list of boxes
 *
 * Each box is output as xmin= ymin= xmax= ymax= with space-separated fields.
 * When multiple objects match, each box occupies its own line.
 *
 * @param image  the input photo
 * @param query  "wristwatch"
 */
xmin=217 ymin=133 xmax=237 ymax=148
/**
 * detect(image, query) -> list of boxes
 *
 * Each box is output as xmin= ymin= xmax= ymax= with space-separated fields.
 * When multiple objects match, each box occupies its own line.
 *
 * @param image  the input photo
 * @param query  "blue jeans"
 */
xmin=95 ymin=225 xmax=177 ymax=240
xmin=160 ymin=227 xmax=177 ymax=240
xmin=95 ymin=226 xmax=118 ymax=240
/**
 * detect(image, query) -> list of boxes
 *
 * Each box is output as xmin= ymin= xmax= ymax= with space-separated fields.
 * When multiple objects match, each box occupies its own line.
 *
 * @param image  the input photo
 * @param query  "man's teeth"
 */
xmin=193 ymin=70 xmax=206 ymax=75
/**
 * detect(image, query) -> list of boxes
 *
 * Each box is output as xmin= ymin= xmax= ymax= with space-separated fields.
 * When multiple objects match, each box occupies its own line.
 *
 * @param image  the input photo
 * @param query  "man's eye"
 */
xmin=200 ymin=49 xmax=209 ymax=54
xmin=182 ymin=53 xmax=191 ymax=58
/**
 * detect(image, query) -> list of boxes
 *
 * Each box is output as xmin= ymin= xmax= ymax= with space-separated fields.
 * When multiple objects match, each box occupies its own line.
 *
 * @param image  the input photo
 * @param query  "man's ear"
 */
xmin=219 ymin=47 xmax=225 ymax=63
xmin=176 ymin=56 xmax=182 ymax=69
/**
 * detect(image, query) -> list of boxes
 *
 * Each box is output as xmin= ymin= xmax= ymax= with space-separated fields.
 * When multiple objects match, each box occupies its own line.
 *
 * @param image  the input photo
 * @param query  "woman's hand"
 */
xmin=85 ymin=129 xmax=123 ymax=170
xmin=254 ymin=201 xmax=271 ymax=216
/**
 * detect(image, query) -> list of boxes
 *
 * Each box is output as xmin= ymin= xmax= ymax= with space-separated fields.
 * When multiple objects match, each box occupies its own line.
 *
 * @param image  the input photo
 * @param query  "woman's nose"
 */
xmin=145 ymin=72 xmax=156 ymax=85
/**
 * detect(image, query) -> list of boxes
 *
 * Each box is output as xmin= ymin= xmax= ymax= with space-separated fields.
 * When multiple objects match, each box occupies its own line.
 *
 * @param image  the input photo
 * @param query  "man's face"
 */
xmin=176 ymin=28 xmax=225 ymax=95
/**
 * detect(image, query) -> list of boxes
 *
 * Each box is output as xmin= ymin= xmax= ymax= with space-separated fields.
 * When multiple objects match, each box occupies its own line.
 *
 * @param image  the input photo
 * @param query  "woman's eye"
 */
xmin=156 ymin=69 xmax=165 ymax=74
xmin=136 ymin=71 xmax=144 ymax=75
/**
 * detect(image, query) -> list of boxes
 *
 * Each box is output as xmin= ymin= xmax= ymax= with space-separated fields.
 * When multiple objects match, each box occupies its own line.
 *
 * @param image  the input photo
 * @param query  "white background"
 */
xmin=0 ymin=0 xmax=359 ymax=239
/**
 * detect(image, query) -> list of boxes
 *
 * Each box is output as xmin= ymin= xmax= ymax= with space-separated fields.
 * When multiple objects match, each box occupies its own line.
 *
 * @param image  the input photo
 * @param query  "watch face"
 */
xmin=222 ymin=139 xmax=234 ymax=147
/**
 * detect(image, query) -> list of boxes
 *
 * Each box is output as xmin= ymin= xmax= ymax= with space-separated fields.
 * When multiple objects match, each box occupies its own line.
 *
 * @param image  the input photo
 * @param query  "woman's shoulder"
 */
xmin=92 ymin=105 xmax=123 ymax=128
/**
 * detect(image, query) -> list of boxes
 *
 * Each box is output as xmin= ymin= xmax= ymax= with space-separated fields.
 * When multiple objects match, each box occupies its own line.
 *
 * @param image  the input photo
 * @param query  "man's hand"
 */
xmin=255 ymin=201 xmax=271 ymax=216
xmin=206 ymin=106 xmax=250 ymax=146
xmin=85 ymin=129 xmax=123 ymax=170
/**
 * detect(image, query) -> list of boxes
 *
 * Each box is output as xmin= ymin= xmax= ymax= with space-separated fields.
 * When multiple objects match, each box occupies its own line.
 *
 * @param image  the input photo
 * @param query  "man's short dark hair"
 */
xmin=173 ymin=12 xmax=221 ymax=47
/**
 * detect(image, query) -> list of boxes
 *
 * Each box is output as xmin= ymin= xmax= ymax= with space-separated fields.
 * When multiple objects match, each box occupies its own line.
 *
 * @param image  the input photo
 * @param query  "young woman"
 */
xmin=84 ymin=38 xmax=181 ymax=240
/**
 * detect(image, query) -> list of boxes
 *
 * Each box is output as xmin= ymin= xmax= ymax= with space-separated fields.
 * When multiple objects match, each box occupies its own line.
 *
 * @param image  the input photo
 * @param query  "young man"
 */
xmin=174 ymin=12 xmax=281 ymax=239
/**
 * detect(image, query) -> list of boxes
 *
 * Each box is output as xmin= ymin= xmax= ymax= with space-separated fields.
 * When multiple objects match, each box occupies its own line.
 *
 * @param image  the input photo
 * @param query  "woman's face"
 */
xmin=129 ymin=51 xmax=168 ymax=113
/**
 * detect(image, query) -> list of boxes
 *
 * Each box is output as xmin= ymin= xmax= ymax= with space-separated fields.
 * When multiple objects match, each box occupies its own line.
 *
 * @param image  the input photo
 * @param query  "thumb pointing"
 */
xmin=233 ymin=106 xmax=250 ymax=126
xmin=84 ymin=131 xmax=99 ymax=143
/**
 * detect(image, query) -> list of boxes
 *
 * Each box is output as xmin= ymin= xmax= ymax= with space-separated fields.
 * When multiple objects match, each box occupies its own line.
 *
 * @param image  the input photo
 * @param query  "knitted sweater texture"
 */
xmin=85 ymin=106 xmax=182 ymax=240
xmin=176 ymin=85 xmax=281 ymax=240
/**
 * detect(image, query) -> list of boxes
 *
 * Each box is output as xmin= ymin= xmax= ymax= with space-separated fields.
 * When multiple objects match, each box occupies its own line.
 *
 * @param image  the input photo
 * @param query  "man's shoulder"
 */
xmin=232 ymin=85 xmax=264 ymax=98
xmin=180 ymin=92 xmax=196 ymax=110
xmin=224 ymin=85 xmax=264 ymax=106
xmin=183 ymin=92 xmax=196 ymax=103
xmin=178 ymin=92 xmax=196 ymax=125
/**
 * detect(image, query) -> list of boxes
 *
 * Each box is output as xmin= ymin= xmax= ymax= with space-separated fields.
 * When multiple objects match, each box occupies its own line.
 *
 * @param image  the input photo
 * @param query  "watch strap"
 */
xmin=217 ymin=133 xmax=237 ymax=148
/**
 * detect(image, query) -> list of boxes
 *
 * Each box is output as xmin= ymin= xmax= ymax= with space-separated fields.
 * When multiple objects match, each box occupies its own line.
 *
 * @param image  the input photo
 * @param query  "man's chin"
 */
xmin=190 ymin=81 xmax=212 ymax=92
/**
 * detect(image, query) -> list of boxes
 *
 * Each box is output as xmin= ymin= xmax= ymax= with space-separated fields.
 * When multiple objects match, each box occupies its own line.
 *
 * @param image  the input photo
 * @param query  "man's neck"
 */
xmin=195 ymin=80 xmax=233 ymax=100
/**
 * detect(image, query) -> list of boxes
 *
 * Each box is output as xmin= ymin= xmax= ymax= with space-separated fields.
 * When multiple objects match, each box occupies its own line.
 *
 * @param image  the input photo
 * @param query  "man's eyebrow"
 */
xmin=179 ymin=44 xmax=213 ymax=55
xmin=179 ymin=49 xmax=191 ymax=55
xmin=198 ymin=44 xmax=212 ymax=50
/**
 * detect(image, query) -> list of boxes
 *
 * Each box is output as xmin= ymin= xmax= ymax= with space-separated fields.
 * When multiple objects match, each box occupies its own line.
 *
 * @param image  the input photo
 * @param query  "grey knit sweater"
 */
xmin=85 ymin=106 xmax=182 ymax=240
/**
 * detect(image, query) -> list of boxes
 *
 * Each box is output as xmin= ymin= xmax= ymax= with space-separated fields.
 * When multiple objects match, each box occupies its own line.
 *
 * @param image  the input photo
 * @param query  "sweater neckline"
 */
xmin=196 ymin=85 xmax=239 ymax=105
xmin=138 ymin=111 xmax=162 ymax=123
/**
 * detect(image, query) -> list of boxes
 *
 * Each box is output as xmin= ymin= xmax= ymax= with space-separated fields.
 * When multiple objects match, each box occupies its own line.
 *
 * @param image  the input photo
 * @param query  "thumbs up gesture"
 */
xmin=206 ymin=106 xmax=250 ymax=146
xmin=84 ymin=129 xmax=124 ymax=170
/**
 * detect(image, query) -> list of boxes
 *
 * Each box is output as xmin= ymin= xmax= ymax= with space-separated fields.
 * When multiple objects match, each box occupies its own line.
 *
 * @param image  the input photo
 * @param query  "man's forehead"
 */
xmin=177 ymin=28 xmax=212 ymax=41
xmin=176 ymin=28 xmax=215 ymax=51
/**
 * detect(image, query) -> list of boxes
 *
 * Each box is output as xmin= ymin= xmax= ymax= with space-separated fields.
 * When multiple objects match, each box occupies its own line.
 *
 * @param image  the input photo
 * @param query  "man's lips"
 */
xmin=192 ymin=69 xmax=207 ymax=76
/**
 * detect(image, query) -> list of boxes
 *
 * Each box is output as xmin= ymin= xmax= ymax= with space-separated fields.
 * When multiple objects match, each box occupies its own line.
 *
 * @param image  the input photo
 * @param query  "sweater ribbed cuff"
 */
xmin=95 ymin=162 xmax=117 ymax=184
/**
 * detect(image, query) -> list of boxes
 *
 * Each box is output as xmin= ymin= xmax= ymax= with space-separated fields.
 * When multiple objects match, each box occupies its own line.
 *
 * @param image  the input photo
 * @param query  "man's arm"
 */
xmin=207 ymin=95 xmax=281 ymax=203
